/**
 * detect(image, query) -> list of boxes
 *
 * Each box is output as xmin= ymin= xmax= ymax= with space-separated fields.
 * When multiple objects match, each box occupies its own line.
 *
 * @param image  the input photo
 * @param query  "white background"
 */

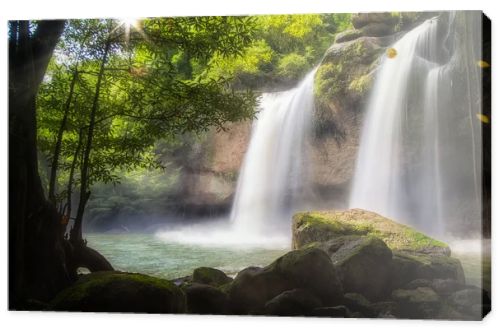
xmin=0 ymin=0 xmax=498 ymax=333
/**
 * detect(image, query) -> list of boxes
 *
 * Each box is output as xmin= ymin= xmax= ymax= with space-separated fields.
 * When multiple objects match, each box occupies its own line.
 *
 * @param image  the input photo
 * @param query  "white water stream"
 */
xmin=349 ymin=12 xmax=483 ymax=236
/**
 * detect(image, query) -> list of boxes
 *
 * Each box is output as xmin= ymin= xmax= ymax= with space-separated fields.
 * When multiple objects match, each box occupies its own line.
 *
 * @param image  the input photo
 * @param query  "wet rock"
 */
xmin=391 ymin=251 xmax=465 ymax=288
xmin=361 ymin=22 xmax=394 ymax=37
xmin=319 ymin=235 xmax=393 ymax=300
xmin=264 ymin=289 xmax=322 ymax=316
xmin=352 ymin=13 xmax=399 ymax=29
xmin=310 ymin=305 xmax=350 ymax=318
xmin=183 ymin=283 xmax=228 ymax=314
xmin=335 ymin=29 xmax=363 ymax=43
xmin=192 ymin=267 xmax=232 ymax=287
xmin=342 ymin=292 xmax=376 ymax=317
xmin=227 ymin=248 xmax=343 ymax=313
xmin=391 ymin=287 xmax=441 ymax=319
xmin=405 ymin=278 xmax=432 ymax=289
xmin=227 ymin=266 xmax=289 ymax=314
xmin=371 ymin=301 xmax=398 ymax=318
xmin=431 ymin=278 xmax=464 ymax=296
xmin=448 ymin=287 xmax=489 ymax=317
xmin=50 ymin=271 xmax=186 ymax=313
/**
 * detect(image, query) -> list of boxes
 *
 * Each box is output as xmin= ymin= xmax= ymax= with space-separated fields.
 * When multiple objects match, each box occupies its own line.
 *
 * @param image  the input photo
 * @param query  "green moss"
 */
xmin=348 ymin=73 xmax=373 ymax=95
xmin=51 ymin=271 xmax=186 ymax=313
xmin=293 ymin=209 xmax=450 ymax=255
xmin=192 ymin=267 xmax=232 ymax=287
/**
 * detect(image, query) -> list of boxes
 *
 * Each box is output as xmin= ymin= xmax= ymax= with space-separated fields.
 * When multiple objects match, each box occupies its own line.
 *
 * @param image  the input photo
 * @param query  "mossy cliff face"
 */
xmin=310 ymin=12 xmax=434 ymax=207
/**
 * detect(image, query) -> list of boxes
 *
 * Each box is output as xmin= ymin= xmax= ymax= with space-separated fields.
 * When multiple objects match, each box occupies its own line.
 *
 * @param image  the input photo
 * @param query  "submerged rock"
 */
xmin=50 ymin=271 xmax=186 ymax=313
xmin=227 ymin=248 xmax=343 ymax=314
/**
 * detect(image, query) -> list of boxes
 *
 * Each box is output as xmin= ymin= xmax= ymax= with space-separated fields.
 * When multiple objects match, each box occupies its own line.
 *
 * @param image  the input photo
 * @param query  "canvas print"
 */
xmin=8 ymin=11 xmax=491 ymax=320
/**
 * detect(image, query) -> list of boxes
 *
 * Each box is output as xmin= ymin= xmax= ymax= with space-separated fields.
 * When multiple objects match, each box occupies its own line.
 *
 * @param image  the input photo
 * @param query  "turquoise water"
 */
xmin=86 ymin=233 xmax=289 ymax=279
xmin=86 ymin=234 xmax=489 ymax=294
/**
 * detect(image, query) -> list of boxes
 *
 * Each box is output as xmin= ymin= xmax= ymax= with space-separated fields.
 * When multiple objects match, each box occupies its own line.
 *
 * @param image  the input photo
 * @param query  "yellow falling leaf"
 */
xmin=387 ymin=47 xmax=398 ymax=59
xmin=476 ymin=113 xmax=489 ymax=124
xmin=477 ymin=60 xmax=490 ymax=68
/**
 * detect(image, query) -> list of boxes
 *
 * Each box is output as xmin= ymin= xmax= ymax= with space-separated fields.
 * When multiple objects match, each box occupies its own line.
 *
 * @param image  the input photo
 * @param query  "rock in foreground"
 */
xmin=51 ymin=271 xmax=186 ymax=313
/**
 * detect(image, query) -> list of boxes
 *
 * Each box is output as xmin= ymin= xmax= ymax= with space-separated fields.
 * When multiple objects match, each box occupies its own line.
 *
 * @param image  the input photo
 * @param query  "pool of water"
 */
xmin=86 ymin=233 xmax=490 ymax=293
xmin=86 ymin=233 xmax=289 ymax=279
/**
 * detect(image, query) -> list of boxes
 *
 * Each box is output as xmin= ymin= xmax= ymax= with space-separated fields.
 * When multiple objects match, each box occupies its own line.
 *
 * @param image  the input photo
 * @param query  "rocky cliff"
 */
xmin=178 ymin=12 xmax=435 ymax=212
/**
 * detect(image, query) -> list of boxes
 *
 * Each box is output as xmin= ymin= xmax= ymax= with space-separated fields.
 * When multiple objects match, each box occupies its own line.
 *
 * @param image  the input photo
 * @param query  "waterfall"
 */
xmin=349 ymin=12 xmax=483 ymax=236
xmin=157 ymin=70 xmax=316 ymax=247
xmin=230 ymin=70 xmax=316 ymax=235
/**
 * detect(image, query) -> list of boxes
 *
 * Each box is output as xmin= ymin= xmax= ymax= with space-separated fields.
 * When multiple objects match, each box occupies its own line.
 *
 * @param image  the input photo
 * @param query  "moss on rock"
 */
xmin=192 ymin=267 xmax=233 ymax=287
xmin=293 ymin=209 xmax=450 ymax=255
xmin=50 ymin=271 xmax=186 ymax=313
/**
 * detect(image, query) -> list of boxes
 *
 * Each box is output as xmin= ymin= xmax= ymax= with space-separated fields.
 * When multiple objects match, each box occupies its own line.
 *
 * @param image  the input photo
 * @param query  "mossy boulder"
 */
xmin=361 ymin=22 xmax=395 ymax=37
xmin=227 ymin=248 xmax=343 ymax=314
xmin=292 ymin=209 xmax=465 ymax=295
xmin=316 ymin=235 xmax=393 ymax=300
xmin=192 ymin=267 xmax=232 ymax=287
xmin=182 ymin=282 xmax=228 ymax=314
xmin=293 ymin=209 xmax=450 ymax=255
xmin=334 ymin=29 xmax=363 ymax=43
xmin=351 ymin=12 xmax=399 ymax=29
xmin=50 ymin=271 xmax=186 ymax=313
xmin=264 ymin=289 xmax=322 ymax=316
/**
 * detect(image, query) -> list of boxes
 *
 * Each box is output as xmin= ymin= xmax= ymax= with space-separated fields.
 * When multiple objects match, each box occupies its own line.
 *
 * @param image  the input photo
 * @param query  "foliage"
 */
xmin=203 ymin=13 xmax=353 ymax=88
xmin=37 ymin=16 xmax=259 ymax=224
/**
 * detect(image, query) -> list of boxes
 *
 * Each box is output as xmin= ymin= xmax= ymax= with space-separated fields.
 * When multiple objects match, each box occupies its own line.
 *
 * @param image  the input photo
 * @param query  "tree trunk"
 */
xmin=9 ymin=20 xmax=113 ymax=309
xmin=64 ymin=128 xmax=84 ymax=221
xmin=71 ymin=39 xmax=111 ymax=243
xmin=48 ymin=68 xmax=78 ymax=203
xmin=9 ymin=20 xmax=69 ymax=308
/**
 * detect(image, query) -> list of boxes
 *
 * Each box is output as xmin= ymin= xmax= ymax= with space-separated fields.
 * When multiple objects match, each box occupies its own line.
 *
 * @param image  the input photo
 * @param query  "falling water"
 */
xmin=230 ymin=70 xmax=316 ymax=235
xmin=158 ymin=70 xmax=316 ymax=247
xmin=349 ymin=12 xmax=483 ymax=236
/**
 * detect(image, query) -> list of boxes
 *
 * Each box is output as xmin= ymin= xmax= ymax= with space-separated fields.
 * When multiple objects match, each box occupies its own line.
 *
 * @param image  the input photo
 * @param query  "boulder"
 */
xmin=292 ymin=209 xmax=465 ymax=293
xmin=192 ymin=267 xmax=232 ymax=287
xmin=391 ymin=251 xmax=465 ymax=288
xmin=227 ymin=248 xmax=343 ymax=314
xmin=183 ymin=283 xmax=228 ymax=314
xmin=448 ymin=287 xmax=490 ymax=318
xmin=264 ymin=289 xmax=322 ymax=316
xmin=342 ymin=293 xmax=376 ymax=317
xmin=361 ymin=22 xmax=394 ymax=37
xmin=310 ymin=305 xmax=350 ymax=318
xmin=391 ymin=287 xmax=441 ymax=319
xmin=50 ymin=271 xmax=186 ymax=313
xmin=318 ymin=235 xmax=393 ymax=300
xmin=334 ymin=29 xmax=363 ymax=43
xmin=293 ymin=209 xmax=450 ymax=255
xmin=431 ymin=279 xmax=464 ymax=296
xmin=352 ymin=13 xmax=399 ymax=29
xmin=227 ymin=266 xmax=288 ymax=314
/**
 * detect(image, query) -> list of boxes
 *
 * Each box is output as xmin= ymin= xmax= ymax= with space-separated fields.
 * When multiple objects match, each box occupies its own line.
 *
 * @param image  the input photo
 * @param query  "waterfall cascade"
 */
xmin=230 ymin=70 xmax=316 ymax=235
xmin=157 ymin=70 xmax=316 ymax=247
xmin=349 ymin=12 xmax=483 ymax=236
